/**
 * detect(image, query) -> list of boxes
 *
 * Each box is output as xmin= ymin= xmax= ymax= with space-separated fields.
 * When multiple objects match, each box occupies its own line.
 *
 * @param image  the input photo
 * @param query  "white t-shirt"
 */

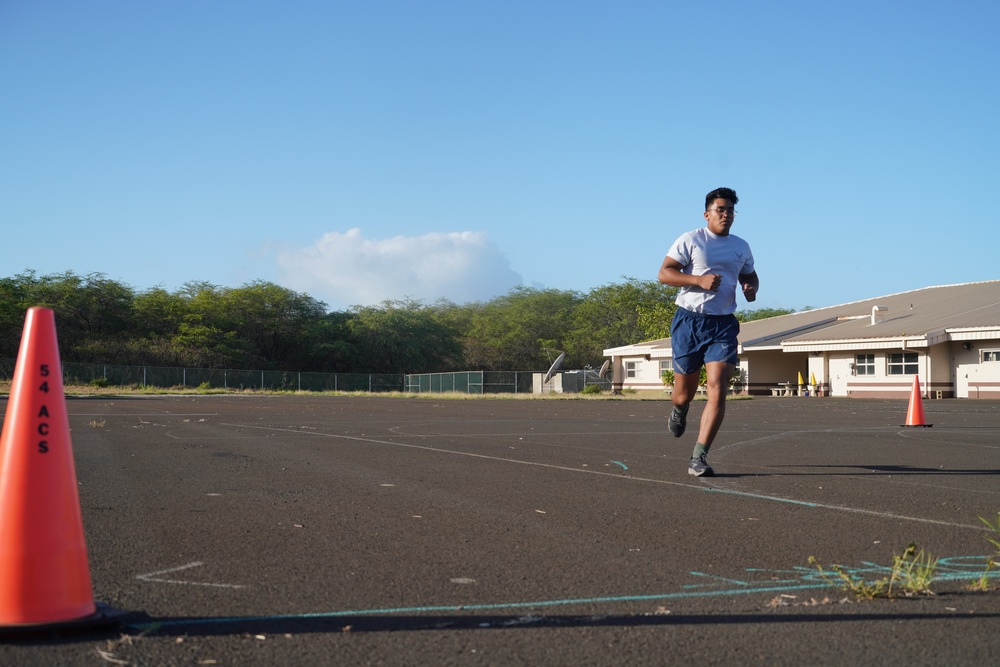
xmin=666 ymin=227 xmax=755 ymax=315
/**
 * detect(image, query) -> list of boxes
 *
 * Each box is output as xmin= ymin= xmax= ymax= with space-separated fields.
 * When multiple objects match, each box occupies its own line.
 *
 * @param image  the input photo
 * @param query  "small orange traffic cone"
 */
xmin=0 ymin=307 xmax=122 ymax=633
xmin=901 ymin=376 xmax=932 ymax=427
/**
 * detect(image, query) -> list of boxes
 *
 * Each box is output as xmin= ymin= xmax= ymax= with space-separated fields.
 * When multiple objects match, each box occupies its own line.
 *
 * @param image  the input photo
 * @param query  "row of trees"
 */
xmin=0 ymin=271 xmax=793 ymax=374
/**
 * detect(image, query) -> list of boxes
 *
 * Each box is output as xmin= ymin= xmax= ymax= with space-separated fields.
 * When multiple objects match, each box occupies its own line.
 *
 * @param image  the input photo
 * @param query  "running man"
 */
xmin=657 ymin=187 xmax=759 ymax=476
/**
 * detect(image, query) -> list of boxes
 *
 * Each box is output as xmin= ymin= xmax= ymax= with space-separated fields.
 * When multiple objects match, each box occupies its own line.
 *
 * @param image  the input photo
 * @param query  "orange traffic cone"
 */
xmin=901 ymin=376 xmax=932 ymax=427
xmin=0 ymin=307 xmax=122 ymax=633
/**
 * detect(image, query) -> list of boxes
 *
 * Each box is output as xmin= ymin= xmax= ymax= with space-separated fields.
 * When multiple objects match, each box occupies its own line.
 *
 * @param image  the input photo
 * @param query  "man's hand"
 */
xmin=742 ymin=282 xmax=757 ymax=302
xmin=697 ymin=273 xmax=722 ymax=292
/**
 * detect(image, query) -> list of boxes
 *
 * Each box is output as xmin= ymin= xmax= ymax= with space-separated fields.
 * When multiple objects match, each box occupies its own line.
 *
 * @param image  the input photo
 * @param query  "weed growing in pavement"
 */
xmin=890 ymin=543 xmax=937 ymax=596
xmin=967 ymin=512 xmax=1000 ymax=590
xmin=979 ymin=512 xmax=1000 ymax=553
xmin=967 ymin=559 xmax=996 ymax=592
xmin=808 ymin=556 xmax=886 ymax=600
xmin=808 ymin=543 xmax=937 ymax=600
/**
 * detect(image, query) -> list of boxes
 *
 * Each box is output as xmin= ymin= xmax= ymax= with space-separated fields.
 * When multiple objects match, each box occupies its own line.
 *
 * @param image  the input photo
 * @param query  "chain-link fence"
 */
xmin=1 ymin=359 xmax=584 ymax=395
xmin=404 ymin=371 xmax=534 ymax=394
xmin=0 ymin=359 xmax=405 ymax=393
xmin=405 ymin=371 xmax=483 ymax=393
xmin=581 ymin=368 xmax=613 ymax=391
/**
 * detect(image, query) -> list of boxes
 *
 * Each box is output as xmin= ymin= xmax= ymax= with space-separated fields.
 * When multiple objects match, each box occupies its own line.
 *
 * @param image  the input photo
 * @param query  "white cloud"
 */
xmin=275 ymin=228 xmax=523 ymax=309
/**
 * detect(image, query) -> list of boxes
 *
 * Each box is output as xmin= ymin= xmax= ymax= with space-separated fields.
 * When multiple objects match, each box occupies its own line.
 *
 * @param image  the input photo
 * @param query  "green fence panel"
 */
xmin=404 ymin=371 xmax=536 ymax=395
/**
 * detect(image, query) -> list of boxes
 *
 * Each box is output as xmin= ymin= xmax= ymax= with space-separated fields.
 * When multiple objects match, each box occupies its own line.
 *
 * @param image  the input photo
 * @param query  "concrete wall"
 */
xmin=954 ymin=341 xmax=1000 ymax=398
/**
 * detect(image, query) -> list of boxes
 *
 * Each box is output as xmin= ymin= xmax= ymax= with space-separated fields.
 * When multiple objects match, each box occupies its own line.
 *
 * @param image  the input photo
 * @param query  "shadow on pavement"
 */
xmin=118 ymin=608 xmax=1000 ymax=636
xmin=781 ymin=465 xmax=1000 ymax=476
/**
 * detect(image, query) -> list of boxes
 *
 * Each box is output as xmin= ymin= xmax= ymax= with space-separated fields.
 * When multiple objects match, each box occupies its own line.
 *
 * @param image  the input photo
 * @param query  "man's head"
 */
xmin=704 ymin=187 xmax=738 ymax=236
xmin=705 ymin=187 xmax=738 ymax=210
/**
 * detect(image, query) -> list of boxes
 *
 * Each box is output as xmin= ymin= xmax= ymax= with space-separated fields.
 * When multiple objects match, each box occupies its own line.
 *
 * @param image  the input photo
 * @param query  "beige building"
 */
xmin=603 ymin=280 xmax=1000 ymax=399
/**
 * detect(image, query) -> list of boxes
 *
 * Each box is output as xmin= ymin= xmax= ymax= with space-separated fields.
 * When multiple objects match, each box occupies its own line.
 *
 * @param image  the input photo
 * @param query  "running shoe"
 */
xmin=667 ymin=408 xmax=686 ymax=438
xmin=688 ymin=454 xmax=715 ymax=477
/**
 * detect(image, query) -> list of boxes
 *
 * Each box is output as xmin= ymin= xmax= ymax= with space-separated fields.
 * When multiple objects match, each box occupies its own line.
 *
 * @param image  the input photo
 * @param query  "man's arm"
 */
xmin=739 ymin=270 xmax=759 ymax=302
xmin=658 ymin=256 xmax=721 ymax=291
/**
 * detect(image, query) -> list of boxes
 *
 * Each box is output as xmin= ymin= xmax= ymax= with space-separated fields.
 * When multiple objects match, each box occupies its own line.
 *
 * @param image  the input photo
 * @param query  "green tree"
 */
xmin=0 ymin=272 xmax=37 ymax=357
xmin=347 ymin=299 xmax=464 ymax=373
xmin=463 ymin=287 xmax=582 ymax=370
xmin=20 ymin=272 xmax=136 ymax=361
xmin=421 ymin=299 xmax=473 ymax=372
xmin=133 ymin=287 xmax=190 ymax=337
xmin=170 ymin=282 xmax=246 ymax=367
xmin=305 ymin=311 xmax=359 ymax=372
xmin=218 ymin=281 xmax=329 ymax=369
xmin=566 ymin=277 xmax=678 ymax=363
xmin=736 ymin=306 xmax=797 ymax=322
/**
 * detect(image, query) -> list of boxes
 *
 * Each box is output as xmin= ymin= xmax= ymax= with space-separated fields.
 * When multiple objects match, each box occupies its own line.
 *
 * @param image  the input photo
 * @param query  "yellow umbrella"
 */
xmin=797 ymin=371 xmax=804 ymax=385
xmin=810 ymin=372 xmax=817 ymax=385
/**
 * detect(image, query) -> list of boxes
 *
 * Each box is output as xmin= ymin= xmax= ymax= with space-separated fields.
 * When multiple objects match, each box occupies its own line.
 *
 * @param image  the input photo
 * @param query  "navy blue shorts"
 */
xmin=670 ymin=308 xmax=740 ymax=375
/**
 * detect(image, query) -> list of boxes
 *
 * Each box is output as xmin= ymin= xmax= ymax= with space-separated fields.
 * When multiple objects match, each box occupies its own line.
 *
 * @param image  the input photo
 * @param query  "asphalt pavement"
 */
xmin=1 ymin=393 xmax=999 ymax=666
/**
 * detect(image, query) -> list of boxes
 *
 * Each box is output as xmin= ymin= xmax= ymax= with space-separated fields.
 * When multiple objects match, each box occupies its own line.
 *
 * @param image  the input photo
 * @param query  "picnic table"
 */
xmin=769 ymin=382 xmax=798 ymax=397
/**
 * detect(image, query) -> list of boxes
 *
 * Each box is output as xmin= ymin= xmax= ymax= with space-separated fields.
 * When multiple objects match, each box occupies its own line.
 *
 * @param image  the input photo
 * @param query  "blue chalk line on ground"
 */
xmin=131 ymin=555 xmax=998 ymax=631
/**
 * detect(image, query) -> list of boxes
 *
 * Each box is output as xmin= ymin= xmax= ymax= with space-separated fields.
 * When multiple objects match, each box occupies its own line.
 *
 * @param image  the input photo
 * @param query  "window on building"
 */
xmin=625 ymin=360 xmax=639 ymax=378
xmin=983 ymin=349 xmax=1000 ymax=362
xmin=887 ymin=352 xmax=919 ymax=375
xmin=660 ymin=360 xmax=671 ymax=375
xmin=855 ymin=354 xmax=875 ymax=375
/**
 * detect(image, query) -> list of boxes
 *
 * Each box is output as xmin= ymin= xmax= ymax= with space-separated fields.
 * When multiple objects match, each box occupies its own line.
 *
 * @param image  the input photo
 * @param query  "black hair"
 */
xmin=705 ymin=187 xmax=738 ymax=210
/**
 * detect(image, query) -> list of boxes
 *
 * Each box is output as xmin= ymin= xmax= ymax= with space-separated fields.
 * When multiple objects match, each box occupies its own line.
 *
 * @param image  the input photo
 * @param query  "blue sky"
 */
xmin=2 ymin=1 xmax=997 ymax=313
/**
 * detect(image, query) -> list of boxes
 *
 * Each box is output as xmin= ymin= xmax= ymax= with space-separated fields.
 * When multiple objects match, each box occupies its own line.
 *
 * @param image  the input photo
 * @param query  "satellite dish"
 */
xmin=543 ymin=352 xmax=565 ymax=384
xmin=598 ymin=360 xmax=610 ymax=378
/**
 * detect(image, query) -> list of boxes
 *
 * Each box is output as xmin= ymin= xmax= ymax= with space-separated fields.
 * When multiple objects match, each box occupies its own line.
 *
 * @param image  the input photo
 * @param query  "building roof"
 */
xmin=604 ymin=280 xmax=1000 ymax=357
